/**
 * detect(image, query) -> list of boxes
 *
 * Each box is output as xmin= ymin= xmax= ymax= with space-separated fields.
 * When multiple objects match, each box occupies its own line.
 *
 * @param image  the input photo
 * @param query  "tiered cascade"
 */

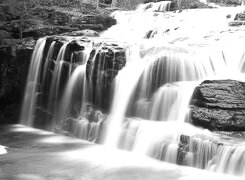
xmin=20 ymin=3 xmax=245 ymax=176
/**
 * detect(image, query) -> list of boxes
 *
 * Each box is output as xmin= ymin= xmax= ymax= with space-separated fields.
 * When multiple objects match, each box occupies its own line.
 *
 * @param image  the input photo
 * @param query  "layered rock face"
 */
xmin=190 ymin=80 xmax=245 ymax=131
xmin=229 ymin=11 xmax=245 ymax=27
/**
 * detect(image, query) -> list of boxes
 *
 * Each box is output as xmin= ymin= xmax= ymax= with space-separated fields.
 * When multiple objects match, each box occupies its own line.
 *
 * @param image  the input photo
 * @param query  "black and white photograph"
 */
xmin=0 ymin=0 xmax=245 ymax=179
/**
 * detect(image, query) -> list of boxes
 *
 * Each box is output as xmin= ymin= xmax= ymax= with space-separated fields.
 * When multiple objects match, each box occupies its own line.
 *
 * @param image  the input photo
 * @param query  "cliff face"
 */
xmin=190 ymin=80 xmax=245 ymax=131
xmin=0 ymin=39 xmax=35 ymax=124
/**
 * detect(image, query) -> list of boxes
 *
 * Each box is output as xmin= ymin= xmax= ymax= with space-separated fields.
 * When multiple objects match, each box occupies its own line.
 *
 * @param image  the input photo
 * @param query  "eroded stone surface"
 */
xmin=190 ymin=80 xmax=245 ymax=131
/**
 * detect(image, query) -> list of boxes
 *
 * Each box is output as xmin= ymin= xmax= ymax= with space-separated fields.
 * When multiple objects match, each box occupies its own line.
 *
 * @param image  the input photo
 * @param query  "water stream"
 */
xmin=20 ymin=2 xmax=245 ymax=177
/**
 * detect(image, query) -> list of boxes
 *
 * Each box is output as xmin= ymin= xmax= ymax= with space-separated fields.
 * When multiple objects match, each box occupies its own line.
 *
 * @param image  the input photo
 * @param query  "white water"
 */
xmin=0 ymin=145 xmax=7 ymax=155
xmin=20 ymin=38 xmax=46 ymax=126
xmin=20 ymin=3 xmax=245 ymax=177
xmin=48 ymin=42 xmax=70 ymax=113
xmin=101 ymin=5 xmax=245 ymax=176
xmin=137 ymin=1 xmax=172 ymax=12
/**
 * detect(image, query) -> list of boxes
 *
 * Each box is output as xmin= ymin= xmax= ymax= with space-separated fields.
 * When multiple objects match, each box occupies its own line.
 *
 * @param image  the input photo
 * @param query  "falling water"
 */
xmin=149 ymin=82 xmax=195 ymax=121
xmin=101 ymin=5 xmax=245 ymax=176
xmin=137 ymin=1 xmax=172 ymax=12
xmin=48 ymin=42 xmax=70 ymax=113
xmin=20 ymin=38 xmax=46 ymax=126
xmin=20 ymin=2 xmax=245 ymax=177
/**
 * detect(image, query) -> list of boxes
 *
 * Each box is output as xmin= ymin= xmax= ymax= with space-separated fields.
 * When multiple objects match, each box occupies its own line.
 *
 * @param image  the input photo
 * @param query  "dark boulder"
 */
xmin=190 ymin=80 xmax=245 ymax=131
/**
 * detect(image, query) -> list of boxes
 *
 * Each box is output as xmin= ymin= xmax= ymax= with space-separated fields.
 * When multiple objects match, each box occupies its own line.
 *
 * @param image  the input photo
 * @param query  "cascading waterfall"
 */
xmin=137 ymin=1 xmax=172 ymax=12
xmin=20 ymin=2 xmax=245 ymax=177
xmin=20 ymin=38 xmax=46 ymax=126
xmin=48 ymin=42 xmax=70 ymax=116
xmin=149 ymin=82 xmax=195 ymax=121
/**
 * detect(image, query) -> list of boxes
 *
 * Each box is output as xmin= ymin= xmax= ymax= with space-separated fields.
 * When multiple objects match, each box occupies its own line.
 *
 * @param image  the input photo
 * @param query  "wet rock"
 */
xmin=229 ymin=11 xmax=245 ymax=26
xmin=234 ymin=11 xmax=245 ymax=21
xmin=229 ymin=21 xmax=245 ymax=26
xmin=67 ymin=40 xmax=85 ymax=52
xmin=86 ymin=43 xmax=127 ymax=110
xmin=61 ymin=107 xmax=106 ymax=142
xmin=177 ymin=134 xmax=190 ymax=165
xmin=226 ymin=14 xmax=231 ymax=19
xmin=190 ymin=80 xmax=245 ymax=131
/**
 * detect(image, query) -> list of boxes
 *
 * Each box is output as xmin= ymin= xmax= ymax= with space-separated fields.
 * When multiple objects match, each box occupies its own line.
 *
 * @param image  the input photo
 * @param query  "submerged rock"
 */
xmin=190 ymin=80 xmax=245 ymax=131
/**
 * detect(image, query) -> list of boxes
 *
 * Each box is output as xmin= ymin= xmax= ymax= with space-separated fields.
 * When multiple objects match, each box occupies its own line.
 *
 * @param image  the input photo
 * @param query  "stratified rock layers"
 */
xmin=190 ymin=80 xmax=245 ymax=131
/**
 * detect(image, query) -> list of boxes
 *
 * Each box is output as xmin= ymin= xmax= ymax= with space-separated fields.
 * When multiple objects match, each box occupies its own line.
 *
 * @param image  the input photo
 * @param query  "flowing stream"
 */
xmin=20 ymin=1 xmax=245 ymax=177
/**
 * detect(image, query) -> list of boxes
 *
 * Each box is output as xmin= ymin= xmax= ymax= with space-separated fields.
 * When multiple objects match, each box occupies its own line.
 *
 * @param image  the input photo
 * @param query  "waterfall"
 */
xmin=20 ymin=2 xmax=245 ymax=177
xmin=136 ymin=1 xmax=172 ymax=12
xmin=20 ymin=38 xmax=46 ymax=126
xmin=149 ymin=82 xmax=195 ymax=121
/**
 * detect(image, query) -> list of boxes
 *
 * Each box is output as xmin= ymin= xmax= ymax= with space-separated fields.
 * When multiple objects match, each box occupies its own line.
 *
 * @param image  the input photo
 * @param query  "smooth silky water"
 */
xmin=19 ymin=1 xmax=245 ymax=178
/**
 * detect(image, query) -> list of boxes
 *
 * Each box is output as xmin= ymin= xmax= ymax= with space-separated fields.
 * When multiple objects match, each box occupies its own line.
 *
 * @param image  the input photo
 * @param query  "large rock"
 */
xmin=190 ymin=80 xmax=245 ymax=131
xmin=229 ymin=11 xmax=245 ymax=27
